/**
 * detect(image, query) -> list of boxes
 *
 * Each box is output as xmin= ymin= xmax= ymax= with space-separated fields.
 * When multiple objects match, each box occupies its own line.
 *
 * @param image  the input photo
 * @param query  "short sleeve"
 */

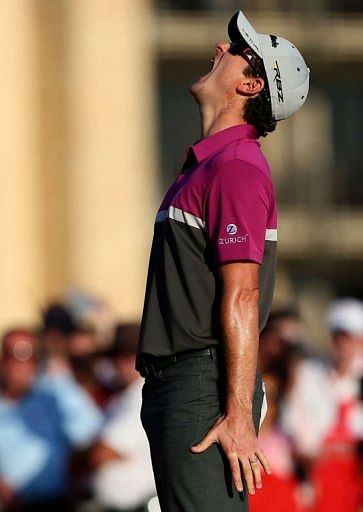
xmin=206 ymin=160 xmax=271 ymax=265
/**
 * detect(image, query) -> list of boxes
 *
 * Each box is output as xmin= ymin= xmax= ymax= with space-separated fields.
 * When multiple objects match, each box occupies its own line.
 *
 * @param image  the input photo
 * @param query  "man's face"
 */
xmin=1 ymin=333 xmax=38 ymax=396
xmin=190 ymin=41 xmax=251 ymax=107
xmin=332 ymin=331 xmax=363 ymax=374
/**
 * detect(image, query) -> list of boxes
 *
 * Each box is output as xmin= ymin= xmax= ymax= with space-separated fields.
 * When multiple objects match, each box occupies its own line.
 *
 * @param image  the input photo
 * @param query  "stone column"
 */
xmin=0 ymin=0 xmax=45 ymax=330
xmin=64 ymin=0 xmax=159 ymax=321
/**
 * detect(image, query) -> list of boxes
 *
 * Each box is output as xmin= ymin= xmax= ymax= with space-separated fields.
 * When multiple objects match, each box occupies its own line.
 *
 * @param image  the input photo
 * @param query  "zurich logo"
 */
xmin=226 ymin=224 xmax=238 ymax=235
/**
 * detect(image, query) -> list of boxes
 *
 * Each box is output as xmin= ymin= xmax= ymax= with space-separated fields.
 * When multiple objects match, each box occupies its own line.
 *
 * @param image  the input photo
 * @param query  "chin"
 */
xmin=189 ymin=76 xmax=210 ymax=103
xmin=189 ymin=79 xmax=201 ymax=98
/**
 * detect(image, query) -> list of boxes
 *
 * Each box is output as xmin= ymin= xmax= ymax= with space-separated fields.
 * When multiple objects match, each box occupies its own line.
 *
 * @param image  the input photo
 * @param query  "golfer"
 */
xmin=137 ymin=10 xmax=309 ymax=512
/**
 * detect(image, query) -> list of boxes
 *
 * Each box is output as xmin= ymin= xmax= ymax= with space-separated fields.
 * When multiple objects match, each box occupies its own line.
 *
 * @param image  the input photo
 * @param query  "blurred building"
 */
xmin=0 ymin=0 xmax=362 ymax=350
xmin=0 ymin=0 xmax=159 ymax=329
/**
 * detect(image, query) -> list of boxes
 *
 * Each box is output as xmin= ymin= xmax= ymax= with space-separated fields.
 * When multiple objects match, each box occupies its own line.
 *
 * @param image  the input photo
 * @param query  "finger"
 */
xmin=241 ymin=458 xmax=255 ymax=495
xmin=191 ymin=417 xmax=222 ymax=453
xmin=191 ymin=431 xmax=217 ymax=453
xmin=255 ymin=448 xmax=271 ymax=475
xmin=227 ymin=453 xmax=243 ymax=493
xmin=250 ymin=459 xmax=262 ymax=489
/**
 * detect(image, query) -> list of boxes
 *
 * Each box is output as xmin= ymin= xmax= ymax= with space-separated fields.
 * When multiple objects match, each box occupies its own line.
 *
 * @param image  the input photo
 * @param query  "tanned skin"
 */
xmin=191 ymin=263 xmax=271 ymax=493
xmin=190 ymin=42 xmax=271 ymax=494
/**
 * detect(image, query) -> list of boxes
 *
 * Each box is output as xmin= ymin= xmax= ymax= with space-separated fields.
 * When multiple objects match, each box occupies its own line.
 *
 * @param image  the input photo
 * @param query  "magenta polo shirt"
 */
xmin=136 ymin=123 xmax=277 ymax=362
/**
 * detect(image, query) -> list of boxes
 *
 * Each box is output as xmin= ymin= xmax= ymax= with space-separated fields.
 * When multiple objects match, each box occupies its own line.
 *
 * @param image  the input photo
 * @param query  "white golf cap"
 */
xmin=327 ymin=298 xmax=363 ymax=335
xmin=228 ymin=11 xmax=310 ymax=121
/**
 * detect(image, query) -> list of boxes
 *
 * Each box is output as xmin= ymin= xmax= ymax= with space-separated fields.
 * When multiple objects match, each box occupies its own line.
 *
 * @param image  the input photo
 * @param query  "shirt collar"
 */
xmin=190 ymin=123 xmax=257 ymax=163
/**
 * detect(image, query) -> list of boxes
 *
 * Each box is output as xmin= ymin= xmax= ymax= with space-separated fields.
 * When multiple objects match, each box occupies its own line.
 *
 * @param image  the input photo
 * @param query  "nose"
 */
xmin=215 ymin=41 xmax=231 ymax=55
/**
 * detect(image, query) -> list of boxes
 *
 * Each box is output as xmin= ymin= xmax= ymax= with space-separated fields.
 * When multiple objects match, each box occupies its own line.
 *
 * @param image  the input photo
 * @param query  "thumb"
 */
xmin=191 ymin=432 xmax=216 ymax=453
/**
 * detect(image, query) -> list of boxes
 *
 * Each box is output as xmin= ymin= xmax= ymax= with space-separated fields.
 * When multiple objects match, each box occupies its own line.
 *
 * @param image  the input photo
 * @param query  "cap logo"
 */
xmin=273 ymin=61 xmax=284 ymax=103
xmin=270 ymin=35 xmax=279 ymax=48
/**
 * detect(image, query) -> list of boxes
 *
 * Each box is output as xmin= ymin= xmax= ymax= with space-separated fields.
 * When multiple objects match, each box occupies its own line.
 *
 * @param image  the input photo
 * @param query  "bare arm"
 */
xmin=90 ymin=441 xmax=126 ymax=468
xmin=191 ymin=262 xmax=271 ymax=494
xmin=221 ymin=261 xmax=259 ymax=416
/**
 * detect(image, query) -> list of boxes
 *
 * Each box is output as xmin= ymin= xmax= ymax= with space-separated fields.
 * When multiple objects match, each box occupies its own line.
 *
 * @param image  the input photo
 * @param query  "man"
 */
xmin=0 ymin=328 xmax=102 ymax=512
xmin=91 ymin=324 xmax=156 ymax=512
xmin=282 ymin=298 xmax=363 ymax=460
xmin=136 ymin=10 xmax=310 ymax=512
xmin=318 ymin=299 xmax=363 ymax=512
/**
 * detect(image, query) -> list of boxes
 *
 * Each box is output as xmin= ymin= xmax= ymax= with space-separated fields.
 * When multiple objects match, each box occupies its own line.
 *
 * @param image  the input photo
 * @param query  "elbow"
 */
xmin=222 ymin=286 xmax=259 ymax=312
xmin=237 ymin=286 xmax=259 ymax=304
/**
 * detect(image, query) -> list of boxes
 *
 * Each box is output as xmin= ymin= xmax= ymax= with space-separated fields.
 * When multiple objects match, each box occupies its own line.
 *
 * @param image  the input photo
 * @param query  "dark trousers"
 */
xmin=141 ymin=351 xmax=264 ymax=512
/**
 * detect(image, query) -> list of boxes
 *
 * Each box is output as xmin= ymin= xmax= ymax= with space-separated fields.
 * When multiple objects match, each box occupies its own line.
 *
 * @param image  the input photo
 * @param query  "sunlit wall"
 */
xmin=0 ymin=0 xmax=362 ymax=350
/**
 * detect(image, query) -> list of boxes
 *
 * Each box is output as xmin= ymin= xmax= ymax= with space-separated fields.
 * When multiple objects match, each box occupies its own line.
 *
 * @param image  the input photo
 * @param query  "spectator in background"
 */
xmin=40 ymin=303 xmax=77 ymax=376
xmin=280 ymin=299 xmax=363 ymax=512
xmin=309 ymin=299 xmax=363 ymax=512
xmin=258 ymin=309 xmax=308 ymax=374
xmin=328 ymin=298 xmax=363 ymax=379
xmin=69 ymin=326 xmax=114 ymax=409
xmin=70 ymin=326 xmax=98 ymax=359
xmin=260 ymin=310 xmax=335 ymax=462
xmin=0 ymin=328 xmax=103 ymax=512
xmin=91 ymin=324 xmax=155 ymax=512
xmin=250 ymin=360 xmax=300 ymax=512
xmin=261 ymin=309 xmax=335 ymax=510
xmin=41 ymin=304 xmax=113 ymax=409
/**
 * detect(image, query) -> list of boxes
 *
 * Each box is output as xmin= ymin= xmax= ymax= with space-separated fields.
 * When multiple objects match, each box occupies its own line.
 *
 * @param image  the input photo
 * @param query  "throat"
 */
xmin=199 ymin=104 xmax=246 ymax=139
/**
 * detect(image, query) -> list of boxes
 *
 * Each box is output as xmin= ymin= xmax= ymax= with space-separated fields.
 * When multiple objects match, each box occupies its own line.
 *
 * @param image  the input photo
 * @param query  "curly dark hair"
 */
xmin=243 ymin=58 xmax=277 ymax=138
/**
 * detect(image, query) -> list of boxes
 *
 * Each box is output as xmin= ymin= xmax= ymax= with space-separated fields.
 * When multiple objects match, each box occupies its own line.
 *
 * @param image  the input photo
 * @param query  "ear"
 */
xmin=237 ymin=77 xmax=265 ymax=97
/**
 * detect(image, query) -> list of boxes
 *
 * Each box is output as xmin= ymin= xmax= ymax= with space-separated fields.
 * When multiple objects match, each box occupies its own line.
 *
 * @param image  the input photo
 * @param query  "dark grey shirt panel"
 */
xmin=136 ymin=219 xmax=277 ymax=366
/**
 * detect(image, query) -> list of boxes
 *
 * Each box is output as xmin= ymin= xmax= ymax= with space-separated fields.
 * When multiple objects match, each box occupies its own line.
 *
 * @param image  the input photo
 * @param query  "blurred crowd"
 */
xmin=0 ymin=296 xmax=363 ymax=512
xmin=0 ymin=300 xmax=156 ymax=512
xmin=251 ymin=299 xmax=363 ymax=512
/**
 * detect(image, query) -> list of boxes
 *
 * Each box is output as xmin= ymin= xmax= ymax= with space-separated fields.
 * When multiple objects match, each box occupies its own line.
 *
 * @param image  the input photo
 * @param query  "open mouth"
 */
xmin=205 ymin=52 xmax=222 ymax=76
xmin=196 ymin=51 xmax=223 ymax=82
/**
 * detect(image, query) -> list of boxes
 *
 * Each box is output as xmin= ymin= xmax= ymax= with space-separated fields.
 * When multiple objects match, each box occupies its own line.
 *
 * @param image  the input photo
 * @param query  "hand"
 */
xmin=191 ymin=414 xmax=271 ymax=494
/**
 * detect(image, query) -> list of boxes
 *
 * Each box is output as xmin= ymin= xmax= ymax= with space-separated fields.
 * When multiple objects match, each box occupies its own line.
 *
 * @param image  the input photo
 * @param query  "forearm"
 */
xmin=192 ymin=268 xmax=271 ymax=493
xmin=90 ymin=442 xmax=124 ymax=468
xmin=220 ymin=286 xmax=259 ymax=417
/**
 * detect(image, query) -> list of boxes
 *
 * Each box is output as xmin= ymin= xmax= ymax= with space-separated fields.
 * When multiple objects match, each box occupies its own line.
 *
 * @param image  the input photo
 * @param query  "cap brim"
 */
xmin=228 ymin=11 xmax=262 ymax=59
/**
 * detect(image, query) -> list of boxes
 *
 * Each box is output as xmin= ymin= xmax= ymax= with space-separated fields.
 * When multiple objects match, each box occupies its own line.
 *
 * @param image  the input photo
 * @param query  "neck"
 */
xmin=199 ymin=102 xmax=246 ymax=139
